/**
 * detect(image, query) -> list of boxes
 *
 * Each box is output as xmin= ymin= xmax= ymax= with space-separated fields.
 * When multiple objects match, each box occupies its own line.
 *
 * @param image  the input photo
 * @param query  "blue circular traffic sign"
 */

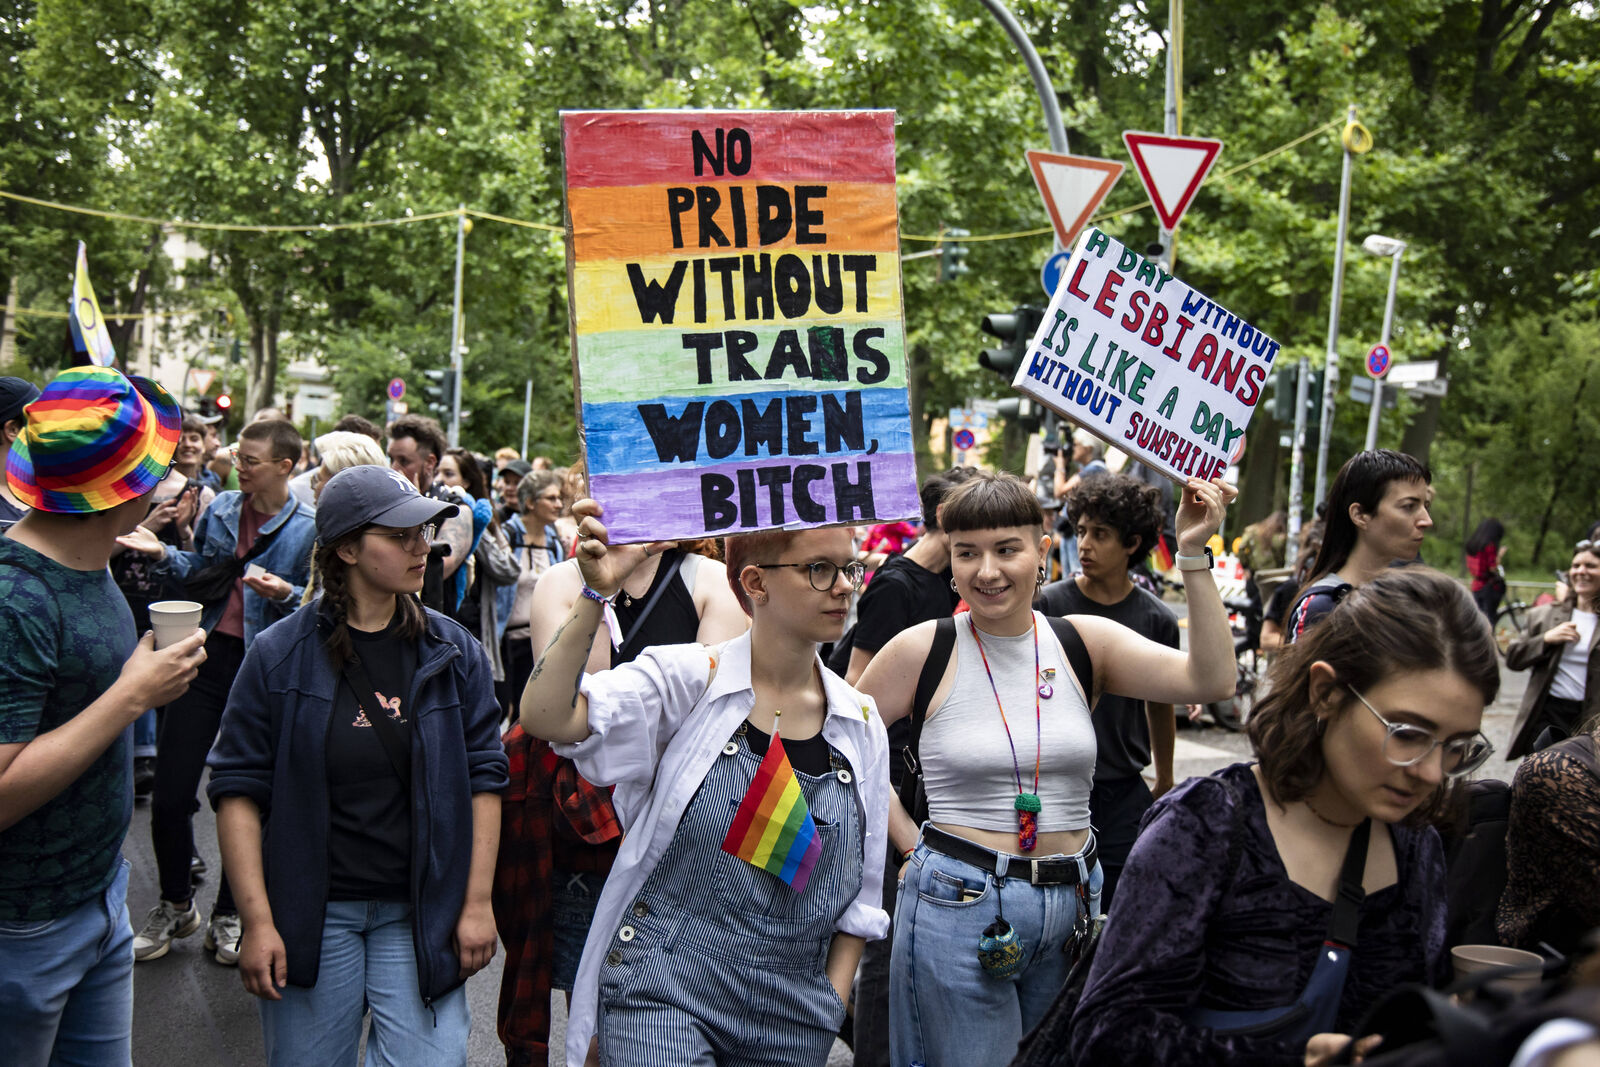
xmin=953 ymin=428 xmax=976 ymax=451
xmin=1365 ymin=344 xmax=1391 ymax=379
xmin=1041 ymin=251 xmax=1074 ymax=299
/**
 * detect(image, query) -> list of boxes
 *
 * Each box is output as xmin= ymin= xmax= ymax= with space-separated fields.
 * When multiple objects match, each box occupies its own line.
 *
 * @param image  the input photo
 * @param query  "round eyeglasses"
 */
xmin=1346 ymin=685 xmax=1493 ymax=778
xmin=755 ymin=559 xmax=866 ymax=592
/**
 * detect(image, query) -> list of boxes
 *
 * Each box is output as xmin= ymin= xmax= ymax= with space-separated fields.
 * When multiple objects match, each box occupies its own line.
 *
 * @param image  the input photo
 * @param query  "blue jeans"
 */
xmin=888 ymin=836 xmax=1101 ymax=1067
xmin=0 ymin=856 xmax=134 ymax=1067
xmin=259 ymin=901 xmax=469 ymax=1067
xmin=133 ymin=709 xmax=157 ymax=759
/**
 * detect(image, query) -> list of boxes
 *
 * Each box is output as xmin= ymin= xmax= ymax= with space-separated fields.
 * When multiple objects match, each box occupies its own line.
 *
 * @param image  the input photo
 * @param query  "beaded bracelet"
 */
xmin=579 ymin=584 xmax=614 ymax=607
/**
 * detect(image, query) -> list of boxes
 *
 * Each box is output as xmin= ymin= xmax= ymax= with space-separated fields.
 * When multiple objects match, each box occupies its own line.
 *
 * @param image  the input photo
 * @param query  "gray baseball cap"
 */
xmin=315 ymin=464 xmax=458 ymax=544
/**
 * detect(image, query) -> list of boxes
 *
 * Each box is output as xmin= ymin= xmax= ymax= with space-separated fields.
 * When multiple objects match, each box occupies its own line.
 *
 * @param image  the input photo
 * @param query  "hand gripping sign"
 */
xmin=1013 ymin=228 xmax=1281 ymax=482
xmin=561 ymin=110 xmax=921 ymax=542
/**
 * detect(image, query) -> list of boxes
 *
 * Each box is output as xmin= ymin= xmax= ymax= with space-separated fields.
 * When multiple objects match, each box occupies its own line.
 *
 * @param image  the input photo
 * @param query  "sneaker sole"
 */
xmin=135 ymin=911 xmax=202 ymax=962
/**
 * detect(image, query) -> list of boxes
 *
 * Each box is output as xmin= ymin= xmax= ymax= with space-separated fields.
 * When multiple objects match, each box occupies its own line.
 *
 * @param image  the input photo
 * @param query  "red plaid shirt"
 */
xmin=492 ymin=724 xmax=620 ymax=1066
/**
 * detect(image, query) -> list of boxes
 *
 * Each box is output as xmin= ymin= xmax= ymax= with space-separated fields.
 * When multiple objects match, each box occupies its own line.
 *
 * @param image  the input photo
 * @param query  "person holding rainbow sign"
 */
xmin=520 ymin=498 xmax=890 ymax=1067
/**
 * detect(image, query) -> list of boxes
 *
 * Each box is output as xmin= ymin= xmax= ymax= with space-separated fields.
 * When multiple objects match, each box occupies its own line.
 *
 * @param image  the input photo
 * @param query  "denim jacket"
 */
xmin=206 ymin=602 xmax=509 ymax=1002
xmin=157 ymin=491 xmax=317 ymax=644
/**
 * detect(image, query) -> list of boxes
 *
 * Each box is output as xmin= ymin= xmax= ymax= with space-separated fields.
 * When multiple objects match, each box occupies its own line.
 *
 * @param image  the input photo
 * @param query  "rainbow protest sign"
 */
xmin=561 ymin=110 xmax=920 ymax=542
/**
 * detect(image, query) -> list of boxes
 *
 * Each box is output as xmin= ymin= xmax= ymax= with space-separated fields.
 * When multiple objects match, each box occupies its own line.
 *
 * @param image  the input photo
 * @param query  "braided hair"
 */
xmin=315 ymin=528 xmax=426 ymax=665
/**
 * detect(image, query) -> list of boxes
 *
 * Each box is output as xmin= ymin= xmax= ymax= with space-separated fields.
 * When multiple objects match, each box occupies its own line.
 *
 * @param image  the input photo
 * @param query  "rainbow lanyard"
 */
xmin=968 ymin=615 xmax=1043 ymax=853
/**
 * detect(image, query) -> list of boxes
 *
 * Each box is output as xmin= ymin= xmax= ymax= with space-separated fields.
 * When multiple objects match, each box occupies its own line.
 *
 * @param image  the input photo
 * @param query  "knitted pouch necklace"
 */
xmin=969 ymin=616 xmax=1043 ymax=853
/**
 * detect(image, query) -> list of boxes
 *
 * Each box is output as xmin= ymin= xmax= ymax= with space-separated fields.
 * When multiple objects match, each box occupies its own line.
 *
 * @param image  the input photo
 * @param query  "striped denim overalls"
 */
xmin=595 ymin=721 xmax=863 ymax=1066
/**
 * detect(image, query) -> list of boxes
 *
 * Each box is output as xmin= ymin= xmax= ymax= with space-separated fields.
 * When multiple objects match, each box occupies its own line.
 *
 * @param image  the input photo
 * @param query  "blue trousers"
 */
xmin=0 ymin=856 xmax=134 ymax=1067
xmin=889 ymin=836 xmax=1101 ymax=1067
xmin=259 ymin=900 xmax=469 ymax=1067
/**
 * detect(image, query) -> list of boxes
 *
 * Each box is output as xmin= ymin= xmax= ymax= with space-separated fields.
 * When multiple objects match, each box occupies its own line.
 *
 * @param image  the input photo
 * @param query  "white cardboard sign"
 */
xmin=1012 ymin=227 xmax=1282 ymax=483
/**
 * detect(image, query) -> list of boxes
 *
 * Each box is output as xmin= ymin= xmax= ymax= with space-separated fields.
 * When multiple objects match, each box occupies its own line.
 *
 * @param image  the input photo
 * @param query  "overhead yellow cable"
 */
xmin=10 ymin=304 xmax=197 ymax=322
xmin=0 ymin=189 xmax=458 ymax=233
xmin=463 ymin=208 xmax=562 ymax=233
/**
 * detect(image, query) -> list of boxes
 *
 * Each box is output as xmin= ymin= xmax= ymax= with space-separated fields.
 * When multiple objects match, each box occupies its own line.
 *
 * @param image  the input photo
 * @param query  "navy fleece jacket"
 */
xmin=207 ymin=602 xmax=508 ymax=1002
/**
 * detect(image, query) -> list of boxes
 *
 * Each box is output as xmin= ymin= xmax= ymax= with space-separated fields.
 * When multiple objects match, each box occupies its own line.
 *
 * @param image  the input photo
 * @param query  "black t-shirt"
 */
xmin=847 ymin=553 xmax=957 ymax=772
xmin=612 ymin=549 xmax=700 ymax=667
xmin=1037 ymin=577 xmax=1179 ymax=780
xmin=742 ymin=719 xmax=834 ymax=778
xmin=853 ymin=554 xmax=958 ymax=654
xmin=1265 ymin=577 xmax=1300 ymax=629
xmin=327 ymin=614 xmax=418 ymax=901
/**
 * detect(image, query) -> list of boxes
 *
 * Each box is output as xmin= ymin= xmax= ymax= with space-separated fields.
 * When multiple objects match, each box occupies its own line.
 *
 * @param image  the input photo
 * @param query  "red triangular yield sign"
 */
xmin=1026 ymin=151 xmax=1124 ymax=250
xmin=1121 ymin=131 xmax=1224 ymax=232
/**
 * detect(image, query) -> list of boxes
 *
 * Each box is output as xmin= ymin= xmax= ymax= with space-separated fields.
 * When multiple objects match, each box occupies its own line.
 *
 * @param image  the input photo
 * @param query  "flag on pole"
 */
xmin=720 ymin=727 xmax=824 ymax=893
xmin=69 ymin=242 xmax=116 ymax=368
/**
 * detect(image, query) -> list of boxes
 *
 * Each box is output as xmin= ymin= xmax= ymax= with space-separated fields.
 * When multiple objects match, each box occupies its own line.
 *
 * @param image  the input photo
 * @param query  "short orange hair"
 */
xmin=722 ymin=530 xmax=801 ymax=615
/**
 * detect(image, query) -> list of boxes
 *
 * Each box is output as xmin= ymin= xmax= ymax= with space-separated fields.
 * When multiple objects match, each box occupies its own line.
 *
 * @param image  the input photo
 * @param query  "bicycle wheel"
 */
xmin=1494 ymin=603 xmax=1525 ymax=656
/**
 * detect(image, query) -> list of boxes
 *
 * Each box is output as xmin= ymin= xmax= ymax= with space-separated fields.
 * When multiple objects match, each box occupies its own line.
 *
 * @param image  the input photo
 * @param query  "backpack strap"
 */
xmin=1045 ymin=615 xmax=1094 ymax=706
xmin=903 ymin=617 xmax=957 ymax=779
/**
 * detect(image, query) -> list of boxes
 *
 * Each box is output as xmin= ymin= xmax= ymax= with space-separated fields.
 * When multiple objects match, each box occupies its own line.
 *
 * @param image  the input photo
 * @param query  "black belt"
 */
xmin=921 ymin=825 xmax=1096 ymax=887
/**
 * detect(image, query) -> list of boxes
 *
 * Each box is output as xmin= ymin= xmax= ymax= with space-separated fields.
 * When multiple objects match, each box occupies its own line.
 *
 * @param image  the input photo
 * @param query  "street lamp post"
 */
xmin=1361 ymin=234 xmax=1406 ymax=452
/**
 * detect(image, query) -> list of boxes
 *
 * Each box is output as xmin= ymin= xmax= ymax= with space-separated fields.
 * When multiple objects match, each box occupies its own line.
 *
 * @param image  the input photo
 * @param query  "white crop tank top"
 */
xmin=920 ymin=612 xmax=1096 ymax=833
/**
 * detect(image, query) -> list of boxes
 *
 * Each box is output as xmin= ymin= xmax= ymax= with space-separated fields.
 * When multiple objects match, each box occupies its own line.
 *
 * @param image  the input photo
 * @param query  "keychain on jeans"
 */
xmin=1063 ymin=880 xmax=1100 ymax=962
xmin=977 ymin=884 xmax=1025 ymax=980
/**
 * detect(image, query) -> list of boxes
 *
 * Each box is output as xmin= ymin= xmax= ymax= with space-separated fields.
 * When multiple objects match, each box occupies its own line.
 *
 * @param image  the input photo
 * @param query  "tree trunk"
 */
xmin=244 ymin=301 xmax=282 ymax=418
xmin=1531 ymin=364 xmax=1590 ymax=561
xmin=906 ymin=341 xmax=932 ymax=482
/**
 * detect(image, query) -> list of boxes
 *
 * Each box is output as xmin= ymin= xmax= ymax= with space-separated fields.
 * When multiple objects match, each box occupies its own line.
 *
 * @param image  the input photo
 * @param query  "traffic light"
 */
xmin=978 ymin=306 xmax=1045 ymax=382
xmin=995 ymin=396 xmax=1042 ymax=433
xmin=422 ymin=368 xmax=456 ymax=419
xmin=939 ymin=228 xmax=971 ymax=282
xmin=215 ymin=393 xmax=232 ymax=413
xmin=1306 ymin=369 xmax=1325 ymax=434
xmin=1271 ymin=367 xmax=1297 ymax=422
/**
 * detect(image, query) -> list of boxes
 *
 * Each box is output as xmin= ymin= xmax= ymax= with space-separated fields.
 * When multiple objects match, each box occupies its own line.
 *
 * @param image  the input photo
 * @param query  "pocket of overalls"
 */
xmin=714 ymin=804 xmax=842 ymax=923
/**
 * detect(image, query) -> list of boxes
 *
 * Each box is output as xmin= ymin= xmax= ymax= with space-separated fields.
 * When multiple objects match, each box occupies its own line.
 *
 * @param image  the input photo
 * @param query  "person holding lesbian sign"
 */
xmin=520 ymin=499 xmax=890 ymax=1067
xmin=854 ymin=469 xmax=1237 ymax=1067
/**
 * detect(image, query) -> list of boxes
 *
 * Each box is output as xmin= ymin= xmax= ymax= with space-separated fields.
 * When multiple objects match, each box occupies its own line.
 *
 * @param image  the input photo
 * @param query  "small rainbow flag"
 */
xmin=1150 ymin=534 xmax=1175 ymax=573
xmin=720 ymin=731 xmax=823 ymax=893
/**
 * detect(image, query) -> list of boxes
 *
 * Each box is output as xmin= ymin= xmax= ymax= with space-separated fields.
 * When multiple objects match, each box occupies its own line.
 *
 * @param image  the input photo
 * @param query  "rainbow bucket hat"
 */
xmin=6 ymin=366 xmax=182 ymax=514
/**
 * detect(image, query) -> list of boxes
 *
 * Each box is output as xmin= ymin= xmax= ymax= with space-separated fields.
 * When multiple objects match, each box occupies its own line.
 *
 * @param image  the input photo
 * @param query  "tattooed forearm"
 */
xmin=569 ymin=624 xmax=598 ymax=708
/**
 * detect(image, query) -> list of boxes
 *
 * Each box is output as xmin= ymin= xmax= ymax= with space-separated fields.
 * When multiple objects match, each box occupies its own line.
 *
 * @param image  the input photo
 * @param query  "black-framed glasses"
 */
xmin=756 ymin=560 xmax=866 ymax=592
xmin=371 ymin=523 xmax=438 ymax=552
xmin=1347 ymin=685 xmax=1493 ymax=779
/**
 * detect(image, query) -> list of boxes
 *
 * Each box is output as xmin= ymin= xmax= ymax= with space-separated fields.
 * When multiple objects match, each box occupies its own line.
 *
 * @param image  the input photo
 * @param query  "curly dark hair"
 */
xmin=1248 ymin=567 xmax=1498 ymax=826
xmin=1064 ymin=473 xmax=1165 ymax=562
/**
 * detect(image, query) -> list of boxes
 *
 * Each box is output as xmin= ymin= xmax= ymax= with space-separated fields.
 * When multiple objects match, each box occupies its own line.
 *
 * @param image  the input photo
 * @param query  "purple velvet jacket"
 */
xmin=1068 ymin=763 xmax=1447 ymax=1066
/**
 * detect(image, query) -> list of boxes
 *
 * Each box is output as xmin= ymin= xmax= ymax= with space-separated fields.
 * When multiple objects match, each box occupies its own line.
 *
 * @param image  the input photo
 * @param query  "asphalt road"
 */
xmin=125 ymin=660 xmax=1530 ymax=1066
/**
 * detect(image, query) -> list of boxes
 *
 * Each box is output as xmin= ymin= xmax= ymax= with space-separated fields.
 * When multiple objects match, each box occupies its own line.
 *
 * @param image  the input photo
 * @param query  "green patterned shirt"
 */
xmin=0 ymin=535 xmax=136 ymax=920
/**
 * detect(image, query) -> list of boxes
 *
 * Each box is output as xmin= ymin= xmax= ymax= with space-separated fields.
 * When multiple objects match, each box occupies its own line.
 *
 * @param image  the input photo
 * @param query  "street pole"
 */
xmin=448 ymin=204 xmax=466 ymax=447
xmin=521 ymin=378 xmax=533 ymax=458
xmin=977 ymin=0 xmax=1068 ymax=250
xmin=1311 ymin=104 xmax=1360 ymax=514
xmin=1290 ymin=105 xmax=1364 ymax=556
xmin=1157 ymin=0 xmax=1183 ymax=272
xmin=1364 ymin=246 xmax=1403 ymax=451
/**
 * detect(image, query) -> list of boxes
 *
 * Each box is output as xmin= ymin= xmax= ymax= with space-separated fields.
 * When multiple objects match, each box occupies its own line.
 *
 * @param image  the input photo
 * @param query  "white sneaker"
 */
xmin=204 ymin=912 xmax=243 ymax=966
xmin=132 ymin=899 xmax=200 ymax=961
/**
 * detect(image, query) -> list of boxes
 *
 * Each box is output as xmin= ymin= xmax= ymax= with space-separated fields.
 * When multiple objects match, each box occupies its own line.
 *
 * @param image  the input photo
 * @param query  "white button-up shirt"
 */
xmin=554 ymin=630 xmax=891 ymax=1066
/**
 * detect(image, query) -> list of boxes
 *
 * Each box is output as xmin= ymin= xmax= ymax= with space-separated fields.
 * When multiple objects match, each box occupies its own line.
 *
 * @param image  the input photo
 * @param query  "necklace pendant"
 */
xmin=1014 ymin=792 xmax=1041 ymax=853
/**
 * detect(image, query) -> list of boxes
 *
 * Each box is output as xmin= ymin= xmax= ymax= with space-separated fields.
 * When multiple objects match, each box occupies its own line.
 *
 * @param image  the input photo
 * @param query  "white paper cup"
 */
xmin=1451 ymin=944 xmax=1543 ymax=993
xmin=148 ymin=600 xmax=204 ymax=650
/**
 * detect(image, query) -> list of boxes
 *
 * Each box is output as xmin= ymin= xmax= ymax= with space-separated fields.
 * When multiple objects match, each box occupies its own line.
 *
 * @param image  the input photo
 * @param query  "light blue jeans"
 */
xmin=889 ymin=837 xmax=1102 ymax=1067
xmin=0 ymin=855 xmax=134 ymax=1067
xmin=259 ymin=901 xmax=469 ymax=1067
